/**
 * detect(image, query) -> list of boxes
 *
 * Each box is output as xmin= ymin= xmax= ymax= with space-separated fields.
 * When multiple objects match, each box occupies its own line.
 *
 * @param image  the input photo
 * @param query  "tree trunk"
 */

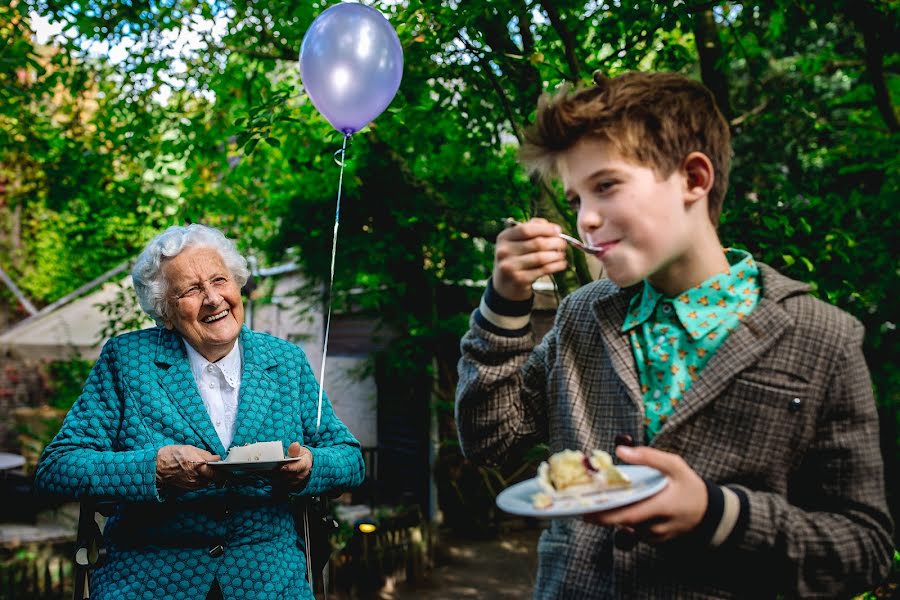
xmin=844 ymin=2 xmax=899 ymax=133
xmin=692 ymin=8 xmax=732 ymax=120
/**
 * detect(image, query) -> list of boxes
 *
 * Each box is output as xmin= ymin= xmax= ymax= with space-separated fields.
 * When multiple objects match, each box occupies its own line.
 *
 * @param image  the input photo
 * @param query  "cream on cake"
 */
xmin=533 ymin=449 xmax=630 ymax=508
xmin=225 ymin=441 xmax=284 ymax=462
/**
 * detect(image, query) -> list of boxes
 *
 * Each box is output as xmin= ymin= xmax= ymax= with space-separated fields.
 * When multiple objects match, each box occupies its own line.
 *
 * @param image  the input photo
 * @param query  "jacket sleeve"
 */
xmin=34 ymin=339 xmax=161 ymax=503
xmin=295 ymin=349 xmax=365 ymax=496
xmin=454 ymin=283 xmax=559 ymax=467
xmin=723 ymin=319 xmax=894 ymax=597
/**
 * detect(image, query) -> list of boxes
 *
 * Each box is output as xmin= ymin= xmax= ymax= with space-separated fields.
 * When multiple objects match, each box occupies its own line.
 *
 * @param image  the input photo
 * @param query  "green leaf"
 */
xmin=244 ymin=137 xmax=260 ymax=154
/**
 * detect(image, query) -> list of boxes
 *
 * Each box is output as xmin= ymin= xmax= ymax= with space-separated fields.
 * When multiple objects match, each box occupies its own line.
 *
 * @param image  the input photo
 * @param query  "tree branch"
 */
xmin=540 ymin=1 xmax=581 ymax=81
xmin=456 ymin=34 xmax=523 ymax=143
xmin=597 ymin=27 xmax=655 ymax=65
xmin=730 ymin=100 xmax=769 ymax=127
xmin=518 ymin=3 xmax=535 ymax=56
xmin=222 ymin=44 xmax=291 ymax=62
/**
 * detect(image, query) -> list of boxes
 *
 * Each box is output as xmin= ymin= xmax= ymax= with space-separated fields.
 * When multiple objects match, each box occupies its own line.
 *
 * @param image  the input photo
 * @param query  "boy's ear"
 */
xmin=682 ymin=152 xmax=714 ymax=205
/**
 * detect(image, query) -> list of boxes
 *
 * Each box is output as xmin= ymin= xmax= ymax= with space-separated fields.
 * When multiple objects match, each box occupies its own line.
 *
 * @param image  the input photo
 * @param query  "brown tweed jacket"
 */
xmin=456 ymin=264 xmax=893 ymax=599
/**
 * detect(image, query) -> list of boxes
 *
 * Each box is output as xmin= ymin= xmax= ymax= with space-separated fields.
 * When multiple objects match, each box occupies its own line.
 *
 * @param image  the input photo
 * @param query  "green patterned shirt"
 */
xmin=623 ymin=249 xmax=762 ymax=441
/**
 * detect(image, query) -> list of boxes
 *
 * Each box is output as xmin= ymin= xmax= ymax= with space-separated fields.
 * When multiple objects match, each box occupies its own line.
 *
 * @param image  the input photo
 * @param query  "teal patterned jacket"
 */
xmin=35 ymin=326 xmax=364 ymax=600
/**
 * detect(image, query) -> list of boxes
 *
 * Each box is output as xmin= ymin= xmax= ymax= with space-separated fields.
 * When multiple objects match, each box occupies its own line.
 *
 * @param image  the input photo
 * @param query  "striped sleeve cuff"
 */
xmin=474 ymin=278 xmax=533 ymax=337
xmin=695 ymin=479 xmax=746 ymax=547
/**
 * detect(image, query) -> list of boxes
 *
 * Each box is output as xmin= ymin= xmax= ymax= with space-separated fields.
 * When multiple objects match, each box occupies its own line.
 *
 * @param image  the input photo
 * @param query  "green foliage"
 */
xmin=95 ymin=278 xmax=154 ymax=341
xmin=45 ymin=354 xmax=93 ymax=410
xmin=1 ymin=2 xmax=181 ymax=307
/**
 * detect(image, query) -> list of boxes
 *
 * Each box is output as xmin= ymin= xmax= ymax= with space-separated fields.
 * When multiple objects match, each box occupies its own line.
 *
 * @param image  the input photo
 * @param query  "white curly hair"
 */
xmin=132 ymin=224 xmax=250 ymax=326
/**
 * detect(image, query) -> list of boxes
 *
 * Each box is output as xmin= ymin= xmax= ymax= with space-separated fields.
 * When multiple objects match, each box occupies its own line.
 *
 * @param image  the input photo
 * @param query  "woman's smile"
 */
xmin=202 ymin=309 xmax=231 ymax=324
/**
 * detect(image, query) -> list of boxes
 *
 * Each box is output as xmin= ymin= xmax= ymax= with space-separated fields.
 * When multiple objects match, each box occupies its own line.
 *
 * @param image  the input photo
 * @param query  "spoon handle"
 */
xmin=504 ymin=219 xmax=603 ymax=256
xmin=559 ymin=233 xmax=603 ymax=256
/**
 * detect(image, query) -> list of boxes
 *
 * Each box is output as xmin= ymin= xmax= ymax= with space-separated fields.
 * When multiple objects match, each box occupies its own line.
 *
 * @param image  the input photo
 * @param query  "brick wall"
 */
xmin=0 ymin=355 xmax=51 ymax=452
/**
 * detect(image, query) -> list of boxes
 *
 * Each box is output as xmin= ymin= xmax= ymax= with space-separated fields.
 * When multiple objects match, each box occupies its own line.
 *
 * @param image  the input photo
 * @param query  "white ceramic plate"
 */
xmin=496 ymin=465 xmax=668 ymax=518
xmin=206 ymin=457 xmax=301 ymax=474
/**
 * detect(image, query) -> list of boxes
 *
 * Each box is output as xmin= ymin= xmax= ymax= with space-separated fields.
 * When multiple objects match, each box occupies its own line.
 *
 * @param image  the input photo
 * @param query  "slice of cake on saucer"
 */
xmin=532 ymin=449 xmax=630 ymax=508
xmin=225 ymin=441 xmax=284 ymax=462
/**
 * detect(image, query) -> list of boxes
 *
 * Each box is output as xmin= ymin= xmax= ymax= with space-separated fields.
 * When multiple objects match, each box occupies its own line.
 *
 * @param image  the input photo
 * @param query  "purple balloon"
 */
xmin=300 ymin=3 xmax=403 ymax=134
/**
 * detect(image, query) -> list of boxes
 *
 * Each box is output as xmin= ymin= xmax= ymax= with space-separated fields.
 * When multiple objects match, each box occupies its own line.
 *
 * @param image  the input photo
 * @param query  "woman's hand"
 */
xmin=155 ymin=444 xmax=219 ymax=490
xmin=584 ymin=445 xmax=708 ymax=544
xmin=274 ymin=441 xmax=313 ymax=490
xmin=493 ymin=218 xmax=567 ymax=301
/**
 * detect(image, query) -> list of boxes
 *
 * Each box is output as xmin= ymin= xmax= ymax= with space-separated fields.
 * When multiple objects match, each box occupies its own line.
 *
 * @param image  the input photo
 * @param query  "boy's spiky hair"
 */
xmin=520 ymin=71 xmax=732 ymax=224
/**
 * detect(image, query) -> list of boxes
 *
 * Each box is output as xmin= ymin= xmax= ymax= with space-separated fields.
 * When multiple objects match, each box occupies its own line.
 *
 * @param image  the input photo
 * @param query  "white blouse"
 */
xmin=184 ymin=340 xmax=242 ymax=451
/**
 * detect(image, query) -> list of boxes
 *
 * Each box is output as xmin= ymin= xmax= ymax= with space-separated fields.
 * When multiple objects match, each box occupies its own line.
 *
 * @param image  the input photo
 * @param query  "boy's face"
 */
xmin=559 ymin=137 xmax=700 ymax=290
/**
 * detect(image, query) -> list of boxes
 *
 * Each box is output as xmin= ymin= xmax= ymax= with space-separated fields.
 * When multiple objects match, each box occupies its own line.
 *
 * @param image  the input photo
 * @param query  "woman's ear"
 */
xmin=682 ymin=152 xmax=714 ymax=205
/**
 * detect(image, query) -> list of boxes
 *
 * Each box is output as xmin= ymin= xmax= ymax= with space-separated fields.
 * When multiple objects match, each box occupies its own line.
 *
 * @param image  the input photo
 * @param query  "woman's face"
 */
xmin=162 ymin=245 xmax=245 ymax=362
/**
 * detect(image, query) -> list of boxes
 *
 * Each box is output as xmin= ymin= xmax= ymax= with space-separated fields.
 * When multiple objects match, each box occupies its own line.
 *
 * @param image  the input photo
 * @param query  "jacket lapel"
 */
xmin=155 ymin=328 xmax=226 ymax=457
xmin=652 ymin=264 xmax=809 ymax=446
xmin=229 ymin=327 xmax=280 ymax=450
xmin=592 ymin=286 xmax=644 ymax=414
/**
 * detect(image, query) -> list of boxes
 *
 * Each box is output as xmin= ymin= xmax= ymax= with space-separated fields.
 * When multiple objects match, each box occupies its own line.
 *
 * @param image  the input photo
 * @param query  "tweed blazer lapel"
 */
xmin=591 ymin=285 xmax=644 ymax=414
xmin=653 ymin=263 xmax=810 ymax=445
xmin=154 ymin=328 xmax=226 ymax=456
xmin=229 ymin=327 xmax=280 ymax=449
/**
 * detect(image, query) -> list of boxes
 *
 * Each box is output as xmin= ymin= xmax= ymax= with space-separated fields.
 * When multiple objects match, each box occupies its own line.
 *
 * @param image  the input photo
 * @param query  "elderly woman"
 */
xmin=35 ymin=224 xmax=364 ymax=600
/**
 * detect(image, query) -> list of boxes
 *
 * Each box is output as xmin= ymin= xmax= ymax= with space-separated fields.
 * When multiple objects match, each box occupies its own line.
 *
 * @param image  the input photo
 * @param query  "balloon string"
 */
xmin=303 ymin=506 xmax=313 ymax=587
xmin=316 ymin=133 xmax=349 ymax=434
xmin=307 ymin=134 xmax=348 ymax=594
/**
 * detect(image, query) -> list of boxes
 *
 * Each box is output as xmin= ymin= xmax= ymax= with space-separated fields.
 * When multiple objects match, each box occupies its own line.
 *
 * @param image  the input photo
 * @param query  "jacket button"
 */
xmin=208 ymin=544 xmax=224 ymax=558
xmin=789 ymin=397 xmax=803 ymax=413
xmin=614 ymin=433 xmax=635 ymax=448
xmin=613 ymin=528 xmax=637 ymax=551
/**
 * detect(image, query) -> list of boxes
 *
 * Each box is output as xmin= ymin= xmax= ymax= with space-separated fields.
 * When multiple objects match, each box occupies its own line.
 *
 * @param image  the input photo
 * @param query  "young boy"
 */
xmin=455 ymin=71 xmax=893 ymax=598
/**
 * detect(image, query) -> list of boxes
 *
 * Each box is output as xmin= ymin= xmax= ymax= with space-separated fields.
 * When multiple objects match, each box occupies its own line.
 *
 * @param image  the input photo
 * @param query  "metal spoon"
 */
xmin=558 ymin=232 xmax=606 ymax=256
xmin=503 ymin=218 xmax=607 ymax=257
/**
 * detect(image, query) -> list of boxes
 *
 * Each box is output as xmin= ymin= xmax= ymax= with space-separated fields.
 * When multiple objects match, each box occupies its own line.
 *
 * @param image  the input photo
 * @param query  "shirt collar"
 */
xmin=622 ymin=248 xmax=759 ymax=340
xmin=622 ymin=281 xmax=663 ymax=331
xmin=184 ymin=340 xmax=243 ymax=389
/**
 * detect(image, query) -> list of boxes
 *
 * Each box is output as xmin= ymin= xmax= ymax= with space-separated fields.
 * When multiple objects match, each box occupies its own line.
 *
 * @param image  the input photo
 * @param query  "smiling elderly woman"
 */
xmin=35 ymin=224 xmax=364 ymax=600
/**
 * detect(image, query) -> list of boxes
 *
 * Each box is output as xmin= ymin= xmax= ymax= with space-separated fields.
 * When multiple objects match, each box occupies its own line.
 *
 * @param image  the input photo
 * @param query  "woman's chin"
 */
xmin=200 ymin=321 xmax=241 ymax=349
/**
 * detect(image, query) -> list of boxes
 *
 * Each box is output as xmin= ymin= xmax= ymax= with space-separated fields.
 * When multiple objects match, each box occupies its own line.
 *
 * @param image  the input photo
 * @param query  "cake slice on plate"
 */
xmin=532 ymin=449 xmax=630 ymax=508
xmin=225 ymin=441 xmax=284 ymax=462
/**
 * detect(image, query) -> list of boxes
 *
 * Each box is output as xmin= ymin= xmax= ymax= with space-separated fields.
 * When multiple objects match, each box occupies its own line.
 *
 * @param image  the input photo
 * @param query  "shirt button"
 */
xmin=653 ymin=389 xmax=662 ymax=399
xmin=657 ymin=336 xmax=666 ymax=345
xmin=209 ymin=382 xmax=215 ymax=389
xmin=662 ymin=304 xmax=672 ymax=314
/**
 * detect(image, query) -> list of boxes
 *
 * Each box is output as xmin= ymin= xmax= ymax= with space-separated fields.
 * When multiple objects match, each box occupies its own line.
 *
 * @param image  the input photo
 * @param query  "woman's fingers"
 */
xmin=287 ymin=441 xmax=303 ymax=458
xmin=275 ymin=443 xmax=313 ymax=489
xmin=157 ymin=445 xmax=221 ymax=489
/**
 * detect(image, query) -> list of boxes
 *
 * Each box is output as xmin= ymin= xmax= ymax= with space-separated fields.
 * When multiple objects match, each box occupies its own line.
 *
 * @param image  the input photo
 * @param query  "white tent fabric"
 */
xmin=0 ymin=277 xmax=151 ymax=360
